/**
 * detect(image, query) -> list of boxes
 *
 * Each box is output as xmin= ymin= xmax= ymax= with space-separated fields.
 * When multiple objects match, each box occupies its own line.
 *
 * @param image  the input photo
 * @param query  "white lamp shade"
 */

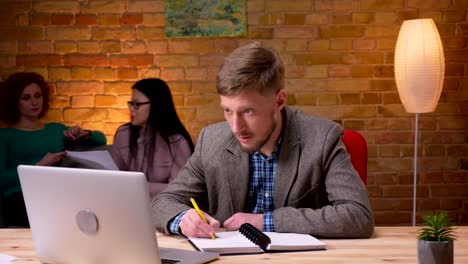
xmin=394 ymin=19 xmax=445 ymax=113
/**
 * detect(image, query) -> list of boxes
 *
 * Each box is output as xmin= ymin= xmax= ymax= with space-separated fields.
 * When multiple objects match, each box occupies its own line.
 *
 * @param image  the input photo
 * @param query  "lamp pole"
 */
xmin=412 ymin=113 xmax=419 ymax=227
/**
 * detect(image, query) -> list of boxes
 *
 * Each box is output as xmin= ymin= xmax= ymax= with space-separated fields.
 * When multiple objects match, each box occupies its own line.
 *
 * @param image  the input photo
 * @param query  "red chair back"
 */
xmin=342 ymin=130 xmax=368 ymax=185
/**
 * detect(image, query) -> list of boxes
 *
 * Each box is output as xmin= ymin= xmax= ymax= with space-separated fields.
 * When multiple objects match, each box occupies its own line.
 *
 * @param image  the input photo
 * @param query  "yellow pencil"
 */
xmin=190 ymin=197 xmax=216 ymax=240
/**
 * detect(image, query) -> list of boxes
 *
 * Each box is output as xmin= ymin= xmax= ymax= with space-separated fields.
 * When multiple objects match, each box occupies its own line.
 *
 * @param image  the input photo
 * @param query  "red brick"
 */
xmin=0 ymin=27 xmax=43 ymax=41
xmin=104 ymin=81 xmax=134 ymax=94
xmin=142 ymin=14 xmax=165 ymax=26
xmin=445 ymin=64 xmax=465 ymax=77
xmin=351 ymin=65 xmax=373 ymax=78
xmin=375 ymin=212 xmax=412 ymax=225
xmin=388 ymin=118 xmax=412 ymax=130
xmin=81 ymin=0 xmax=125 ymax=13
xmin=118 ymin=68 xmax=138 ymax=79
xmin=440 ymin=198 xmax=464 ymax=210
xmin=419 ymin=199 xmax=441 ymax=210
xmin=296 ymin=53 xmax=342 ymax=65
xmin=183 ymin=82 xmax=212 ymax=95
xmin=57 ymin=81 xmax=103 ymax=95
xmin=422 ymin=157 xmax=458 ymax=171
xmin=46 ymin=28 xmax=91 ymax=40
xmin=284 ymin=14 xmax=306 ymax=25
xmin=424 ymin=144 xmax=445 ymax=157
xmin=101 ymin=41 xmax=121 ymax=53
xmin=147 ymin=40 xmax=168 ymax=54
xmin=374 ymin=132 xmax=414 ymax=144
xmin=343 ymin=119 xmax=365 ymax=130
xmin=167 ymin=40 xmax=192 ymax=53
xmin=121 ymin=14 xmax=143 ymax=25
xmin=51 ymin=14 xmax=74 ymax=25
xmin=353 ymin=39 xmax=375 ymax=51
xmin=0 ymin=13 xmax=16 ymax=26
xmin=127 ymin=0 xmax=164 ymax=12
xmin=430 ymin=184 xmax=468 ymax=197
xmin=191 ymin=40 xmax=215 ymax=54
xmin=361 ymin=92 xmax=382 ymax=104
xmin=109 ymin=55 xmax=153 ymax=67
xmin=98 ymin=14 xmax=120 ymax=26
xmin=17 ymin=55 xmax=62 ymax=66
xmin=93 ymin=27 xmax=135 ymax=40
xmin=215 ymin=39 xmax=238 ymax=53
xmin=248 ymin=26 xmax=274 ymax=39
xmin=64 ymin=55 xmax=107 ymax=66
xmin=169 ymin=82 xmax=192 ymax=93
xmin=332 ymin=13 xmax=352 ymax=24
xmin=275 ymin=27 xmax=318 ymax=39
xmin=185 ymin=68 xmax=207 ymax=81
xmin=382 ymin=93 xmax=401 ymax=104
xmin=447 ymin=145 xmax=468 ymax=156
xmin=33 ymin=1 xmax=79 ymax=13
xmin=161 ymin=68 xmax=184 ymax=81
xmin=19 ymin=41 xmax=53 ymax=54
xmin=361 ymin=0 xmax=405 ymax=10
xmin=367 ymin=118 xmax=387 ymax=130
xmin=136 ymin=27 xmax=165 ymax=40
xmin=0 ymin=55 xmax=16 ymax=68
xmin=29 ymin=13 xmax=51 ymax=26
xmin=371 ymin=198 xmax=403 ymax=210
xmin=185 ymin=94 xmax=219 ymax=107
xmin=76 ymin=15 xmax=97 ymax=26
xmin=122 ymin=41 xmax=146 ymax=54
xmin=64 ymin=109 xmax=107 ymax=122
xmin=408 ymin=0 xmax=451 ymax=9
xmin=321 ymin=25 xmax=364 ymax=38
xmin=371 ymin=80 xmax=396 ymax=91
xmin=200 ymin=55 xmax=225 ymax=67
xmin=138 ymin=67 xmax=160 ymax=79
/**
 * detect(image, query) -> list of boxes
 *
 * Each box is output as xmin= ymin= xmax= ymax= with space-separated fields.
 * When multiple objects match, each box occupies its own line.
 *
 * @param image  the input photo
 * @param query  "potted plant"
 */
xmin=417 ymin=211 xmax=457 ymax=264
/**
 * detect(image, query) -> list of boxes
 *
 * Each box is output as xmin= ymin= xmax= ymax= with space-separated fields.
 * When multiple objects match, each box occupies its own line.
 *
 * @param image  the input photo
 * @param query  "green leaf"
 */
xmin=418 ymin=211 xmax=457 ymax=241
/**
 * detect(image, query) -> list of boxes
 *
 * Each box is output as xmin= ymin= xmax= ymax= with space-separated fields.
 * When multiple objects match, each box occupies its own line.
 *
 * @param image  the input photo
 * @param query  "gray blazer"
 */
xmin=152 ymin=106 xmax=374 ymax=238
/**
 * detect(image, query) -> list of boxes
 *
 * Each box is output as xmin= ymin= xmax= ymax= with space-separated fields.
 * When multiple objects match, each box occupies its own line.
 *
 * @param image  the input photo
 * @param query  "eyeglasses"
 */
xmin=127 ymin=101 xmax=150 ymax=109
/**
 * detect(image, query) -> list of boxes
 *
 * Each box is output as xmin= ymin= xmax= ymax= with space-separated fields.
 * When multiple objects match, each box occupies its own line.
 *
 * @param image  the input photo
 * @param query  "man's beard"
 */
xmin=239 ymin=115 xmax=277 ymax=154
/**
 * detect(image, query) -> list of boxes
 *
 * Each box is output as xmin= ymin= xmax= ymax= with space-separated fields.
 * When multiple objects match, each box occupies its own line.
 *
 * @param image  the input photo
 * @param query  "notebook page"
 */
xmin=188 ymin=231 xmax=263 ymax=254
xmin=264 ymin=232 xmax=326 ymax=251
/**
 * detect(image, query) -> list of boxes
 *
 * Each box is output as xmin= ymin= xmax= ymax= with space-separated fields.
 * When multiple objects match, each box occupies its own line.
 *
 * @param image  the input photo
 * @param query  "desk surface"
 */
xmin=1 ymin=226 xmax=467 ymax=263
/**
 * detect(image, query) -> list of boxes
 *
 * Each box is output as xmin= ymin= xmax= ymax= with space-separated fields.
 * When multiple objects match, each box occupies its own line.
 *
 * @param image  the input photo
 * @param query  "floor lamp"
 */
xmin=394 ymin=19 xmax=445 ymax=226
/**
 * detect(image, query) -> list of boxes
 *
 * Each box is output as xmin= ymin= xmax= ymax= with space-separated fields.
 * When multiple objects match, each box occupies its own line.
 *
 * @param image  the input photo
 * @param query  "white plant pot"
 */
xmin=418 ymin=240 xmax=454 ymax=264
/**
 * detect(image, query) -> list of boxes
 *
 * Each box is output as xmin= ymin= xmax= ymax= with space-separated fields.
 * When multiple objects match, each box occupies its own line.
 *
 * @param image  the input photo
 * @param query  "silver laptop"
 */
xmin=18 ymin=165 xmax=219 ymax=264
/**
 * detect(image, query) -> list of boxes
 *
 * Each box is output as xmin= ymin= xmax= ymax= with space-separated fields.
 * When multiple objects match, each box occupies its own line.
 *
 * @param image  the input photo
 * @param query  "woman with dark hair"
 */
xmin=0 ymin=72 xmax=107 ymax=227
xmin=110 ymin=78 xmax=194 ymax=198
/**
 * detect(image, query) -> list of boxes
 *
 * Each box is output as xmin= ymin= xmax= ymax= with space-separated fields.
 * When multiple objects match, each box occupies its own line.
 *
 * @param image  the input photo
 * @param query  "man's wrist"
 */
xmin=168 ymin=210 xmax=188 ymax=235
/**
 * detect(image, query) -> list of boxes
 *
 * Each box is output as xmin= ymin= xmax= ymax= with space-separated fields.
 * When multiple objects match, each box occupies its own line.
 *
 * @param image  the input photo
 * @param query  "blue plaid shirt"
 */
xmin=169 ymin=140 xmax=282 ymax=235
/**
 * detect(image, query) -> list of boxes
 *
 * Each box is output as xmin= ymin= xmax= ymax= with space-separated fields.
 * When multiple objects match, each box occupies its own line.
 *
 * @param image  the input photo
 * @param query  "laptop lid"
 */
xmin=18 ymin=165 xmax=218 ymax=264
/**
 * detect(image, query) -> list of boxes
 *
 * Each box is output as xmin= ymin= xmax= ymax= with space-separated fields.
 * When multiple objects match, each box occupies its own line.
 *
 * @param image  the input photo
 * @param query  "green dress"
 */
xmin=0 ymin=123 xmax=107 ymax=199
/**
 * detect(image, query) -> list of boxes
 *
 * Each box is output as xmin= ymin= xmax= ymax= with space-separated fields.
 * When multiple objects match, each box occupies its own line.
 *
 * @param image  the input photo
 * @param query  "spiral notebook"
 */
xmin=188 ymin=223 xmax=326 ymax=255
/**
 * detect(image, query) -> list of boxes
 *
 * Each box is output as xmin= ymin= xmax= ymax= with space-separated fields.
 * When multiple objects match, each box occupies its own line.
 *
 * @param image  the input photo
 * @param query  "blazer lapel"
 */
xmin=224 ymin=137 xmax=250 ymax=213
xmin=275 ymin=107 xmax=300 ymax=208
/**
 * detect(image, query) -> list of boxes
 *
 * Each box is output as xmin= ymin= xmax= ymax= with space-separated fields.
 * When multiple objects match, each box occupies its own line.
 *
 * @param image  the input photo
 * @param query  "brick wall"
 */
xmin=0 ymin=0 xmax=467 ymax=226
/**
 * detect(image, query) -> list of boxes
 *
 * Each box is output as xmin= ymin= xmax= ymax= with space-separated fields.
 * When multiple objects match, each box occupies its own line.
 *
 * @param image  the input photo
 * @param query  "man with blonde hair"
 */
xmin=152 ymin=42 xmax=374 ymax=238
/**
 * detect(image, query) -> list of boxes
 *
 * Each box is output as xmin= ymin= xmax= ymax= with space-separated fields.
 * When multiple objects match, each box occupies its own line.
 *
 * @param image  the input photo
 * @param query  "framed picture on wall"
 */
xmin=165 ymin=0 xmax=246 ymax=38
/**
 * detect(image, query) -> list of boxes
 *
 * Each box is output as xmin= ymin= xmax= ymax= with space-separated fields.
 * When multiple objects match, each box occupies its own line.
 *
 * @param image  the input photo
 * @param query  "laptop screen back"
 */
xmin=18 ymin=165 xmax=161 ymax=264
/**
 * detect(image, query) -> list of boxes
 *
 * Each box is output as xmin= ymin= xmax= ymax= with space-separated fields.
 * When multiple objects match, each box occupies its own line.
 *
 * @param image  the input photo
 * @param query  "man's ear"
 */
xmin=276 ymin=89 xmax=287 ymax=110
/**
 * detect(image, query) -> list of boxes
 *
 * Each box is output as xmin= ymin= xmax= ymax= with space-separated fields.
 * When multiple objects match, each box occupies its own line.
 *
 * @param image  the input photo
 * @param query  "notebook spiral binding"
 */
xmin=239 ymin=223 xmax=271 ymax=251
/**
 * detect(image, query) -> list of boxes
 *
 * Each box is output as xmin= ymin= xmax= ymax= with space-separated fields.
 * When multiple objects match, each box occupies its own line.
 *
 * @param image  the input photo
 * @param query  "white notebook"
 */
xmin=65 ymin=150 xmax=119 ymax=170
xmin=188 ymin=224 xmax=326 ymax=255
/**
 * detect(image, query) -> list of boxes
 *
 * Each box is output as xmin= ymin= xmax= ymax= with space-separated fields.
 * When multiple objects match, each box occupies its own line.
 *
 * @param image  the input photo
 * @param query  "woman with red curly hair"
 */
xmin=0 ymin=72 xmax=107 ymax=227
